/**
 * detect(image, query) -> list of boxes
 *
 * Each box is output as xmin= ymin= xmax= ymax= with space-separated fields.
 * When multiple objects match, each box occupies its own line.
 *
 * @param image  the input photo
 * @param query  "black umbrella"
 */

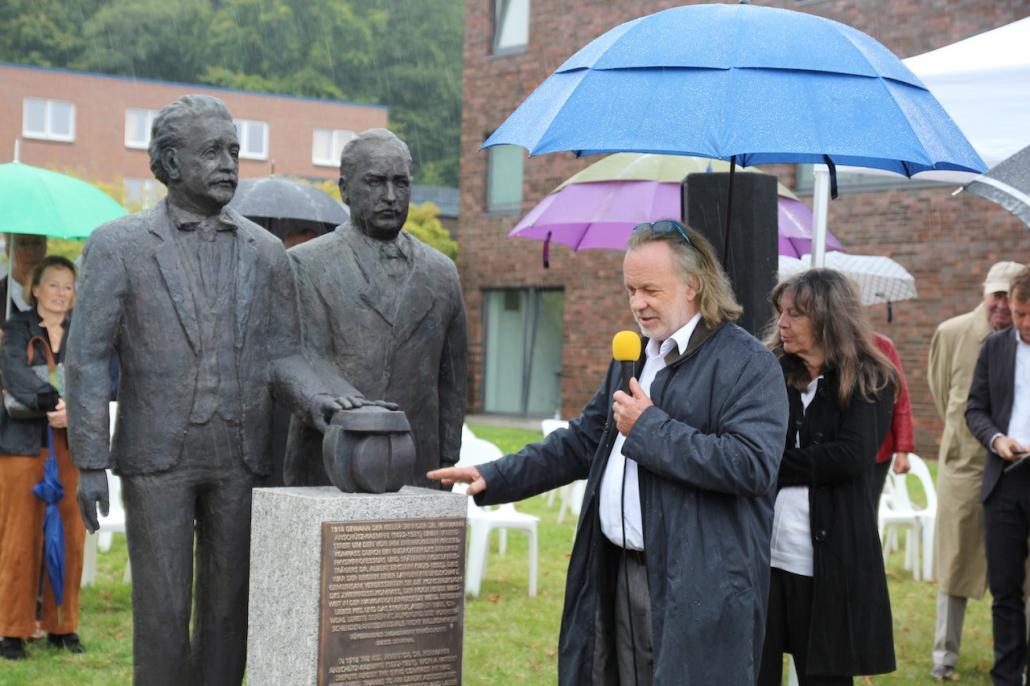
xmin=964 ymin=144 xmax=1030 ymax=229
xmin=228 ymin=176 xmax=350 ymax=242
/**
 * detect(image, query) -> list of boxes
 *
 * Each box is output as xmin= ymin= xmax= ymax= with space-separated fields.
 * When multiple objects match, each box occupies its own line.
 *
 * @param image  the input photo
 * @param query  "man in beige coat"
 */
xmin=928 ymin=260 xmax=1024 ymax=680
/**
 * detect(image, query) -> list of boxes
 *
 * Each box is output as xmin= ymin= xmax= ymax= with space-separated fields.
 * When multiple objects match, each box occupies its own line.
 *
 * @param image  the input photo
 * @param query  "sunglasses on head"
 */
xmin=632 ymin=220 xmax=695 ymax=249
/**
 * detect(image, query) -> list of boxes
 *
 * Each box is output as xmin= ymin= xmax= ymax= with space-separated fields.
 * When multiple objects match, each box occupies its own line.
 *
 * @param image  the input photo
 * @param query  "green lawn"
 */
xmin=0 ymin=425 xmax=995 ymax=685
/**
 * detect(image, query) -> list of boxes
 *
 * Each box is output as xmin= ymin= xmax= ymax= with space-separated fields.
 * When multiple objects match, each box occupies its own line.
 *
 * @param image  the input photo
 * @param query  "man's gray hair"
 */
xmin=339 ymin=128 xmax=412 ymax=181
xmin=148 ymin=95 xmax=234 ymax=185
xmin=627 ymin=224 xmax=742 ymax=326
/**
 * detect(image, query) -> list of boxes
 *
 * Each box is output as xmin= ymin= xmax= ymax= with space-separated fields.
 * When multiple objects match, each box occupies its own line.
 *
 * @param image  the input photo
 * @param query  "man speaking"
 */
xmin=430 ymin=221 xmax=788 ymax=685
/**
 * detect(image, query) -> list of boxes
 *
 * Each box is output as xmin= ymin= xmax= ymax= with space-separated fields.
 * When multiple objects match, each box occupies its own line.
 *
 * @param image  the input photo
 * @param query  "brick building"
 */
xmin=0 ymin=62 xmax=388 ymax=205
xmin=458 ymin=0 xmax=1029 ymax=457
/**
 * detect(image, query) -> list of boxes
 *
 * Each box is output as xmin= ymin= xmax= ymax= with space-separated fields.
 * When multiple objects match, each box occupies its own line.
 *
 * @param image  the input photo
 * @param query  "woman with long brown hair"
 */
xmin=758 ymin=268 xmax=898 ymax=685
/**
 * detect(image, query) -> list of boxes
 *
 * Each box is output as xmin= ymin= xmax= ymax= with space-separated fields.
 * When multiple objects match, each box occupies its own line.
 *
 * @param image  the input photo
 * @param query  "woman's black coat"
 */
xmin=0 ymin=309 xmax=65 ymax=456
xmin=777 ymin=362 xmax=897 ymax=676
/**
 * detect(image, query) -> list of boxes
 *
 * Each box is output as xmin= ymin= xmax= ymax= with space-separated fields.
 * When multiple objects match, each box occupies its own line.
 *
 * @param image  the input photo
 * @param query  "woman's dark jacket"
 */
xmin=0 ymin=308 xmax=65 ymax=456
xmin=778 ymin=360 xmax=896 ymax=676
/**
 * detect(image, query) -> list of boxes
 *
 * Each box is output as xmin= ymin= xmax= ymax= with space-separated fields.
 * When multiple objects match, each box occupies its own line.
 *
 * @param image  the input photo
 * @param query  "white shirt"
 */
xmin=1007 ymin=327 xmax=1030 ymax=447
xmin=770 ymin=375 xmax=821 ymax=577
xmin=599 ymin=313 xmax=701 ymax=550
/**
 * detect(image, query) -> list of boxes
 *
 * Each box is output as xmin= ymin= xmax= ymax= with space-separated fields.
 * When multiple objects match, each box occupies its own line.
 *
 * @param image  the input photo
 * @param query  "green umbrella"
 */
xmin=556 ymin=152 xmax=799 ymax=200
xmin=0 ymin=162 xmax=127 ymax=240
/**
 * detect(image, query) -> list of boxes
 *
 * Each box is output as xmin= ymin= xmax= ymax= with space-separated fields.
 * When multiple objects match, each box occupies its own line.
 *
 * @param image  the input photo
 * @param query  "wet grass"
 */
xmin=0 ymin=426 xmax=995 ymax=685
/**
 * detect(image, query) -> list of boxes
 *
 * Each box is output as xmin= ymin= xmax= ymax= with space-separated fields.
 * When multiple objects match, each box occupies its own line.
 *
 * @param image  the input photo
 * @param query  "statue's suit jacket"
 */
xmin=285 ymin=225 xmax=467 ymax=488
xmin=66 ymin=199 xmax=330 ymax=476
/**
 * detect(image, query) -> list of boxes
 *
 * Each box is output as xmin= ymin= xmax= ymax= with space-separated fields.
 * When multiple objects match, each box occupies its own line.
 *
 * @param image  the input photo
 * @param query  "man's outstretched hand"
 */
xmin=427 ymin=466 xmax=487 ymax=496
xmin=77 ymin=469 xmax=110 ymax=534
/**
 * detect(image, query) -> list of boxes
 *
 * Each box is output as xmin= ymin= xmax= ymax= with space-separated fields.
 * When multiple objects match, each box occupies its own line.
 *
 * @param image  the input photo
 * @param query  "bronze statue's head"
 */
xmin=149 ymin=95 xmax=239 ymax=216
xmin=338 ymin=129 xmax=412 ymax=241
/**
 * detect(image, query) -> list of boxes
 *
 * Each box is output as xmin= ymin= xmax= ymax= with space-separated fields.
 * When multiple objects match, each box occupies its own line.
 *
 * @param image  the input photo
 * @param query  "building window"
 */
xmin=795 ymin=164 xmax=946 ymax=194
xmin=125 ymin=108 xmax=158 ymax=149
xmin=234 ymin=119 xmax=269 ymax=160
xmin=486 ymin=144 xmax=524 ymax=212
xmin=123 ymin=178 xmax=165 ymax=210
xmin=22 ymin=98 xmax=75 ymax=142
xmin=493 ymin=0 xmax=529 ymax=55
xmin=312 ymin=128 xmax=355 ymax=167
xmin=482 ymin=288 xmax=564 ymax=416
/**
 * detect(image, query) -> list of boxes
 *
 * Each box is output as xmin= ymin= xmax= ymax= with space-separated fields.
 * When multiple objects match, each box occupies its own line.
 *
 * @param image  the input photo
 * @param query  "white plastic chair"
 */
xmin=455 ymin=436 xmax=539 ymax=597
xmin=539 ymin=419 xmax=585 ymax=521
xmin=878 ymin=453 xmax=936 ymax=581
xmin=787 ymin=655 xmax=800 ymax=686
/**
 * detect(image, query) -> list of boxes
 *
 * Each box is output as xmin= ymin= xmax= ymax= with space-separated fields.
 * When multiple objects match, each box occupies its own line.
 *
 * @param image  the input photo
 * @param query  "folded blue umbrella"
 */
xmin=32 ymin=426 xmax=65 ymax=607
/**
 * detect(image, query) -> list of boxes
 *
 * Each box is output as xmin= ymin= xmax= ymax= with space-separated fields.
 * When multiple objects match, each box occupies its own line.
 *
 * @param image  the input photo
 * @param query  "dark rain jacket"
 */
xmin=0 ymin=309 xmax=65 ymax=456
xmin=778 ymin=363 xmax=896 ymax=676
xmin=476 ymin=320 xmax=788 ymax=685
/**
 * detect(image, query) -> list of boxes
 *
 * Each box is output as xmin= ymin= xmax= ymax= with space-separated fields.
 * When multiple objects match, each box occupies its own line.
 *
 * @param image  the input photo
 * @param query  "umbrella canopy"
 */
xmin=777 ymin=197 xmax=844 ymax=257
xmin=0 ymin=162 xmax=127 ymax=239
xmin=557 ymin=152 xmax=799 ymax=199
xmin=963 ymin=143 xmax=1030 ymax=229
xmin=484 ymin=3 xmax=985 ymax=177
xmin=904 ymin=17 xmax=1030 ymax=176
xmin=778 ymin=252 xmax=917 ymax=306
xmin=228 ymin=176 xmax=349 ymax=240
xmin=510 ymin=179 xmax=842 ymax=257
xmin=32 ymin=428 xmax=65 ymax=606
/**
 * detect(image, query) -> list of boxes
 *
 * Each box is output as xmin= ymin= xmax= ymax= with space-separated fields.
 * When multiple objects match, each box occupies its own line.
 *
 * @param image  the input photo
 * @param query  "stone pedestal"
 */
xmin=247 ymin=486 xmax=467 ymax=686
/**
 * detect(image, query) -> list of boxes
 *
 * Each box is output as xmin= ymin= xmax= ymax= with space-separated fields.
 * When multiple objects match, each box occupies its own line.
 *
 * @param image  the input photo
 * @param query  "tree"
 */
xmin=3 ymin=0 xmax=465 ymax=186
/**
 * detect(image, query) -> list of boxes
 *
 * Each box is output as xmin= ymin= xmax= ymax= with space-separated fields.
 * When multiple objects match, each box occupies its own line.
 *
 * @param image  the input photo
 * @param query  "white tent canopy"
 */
xmin=904 ymin=17 xmax=1030 ymax=172
xmin=810 ymin=18 xmax=1030 ymax=266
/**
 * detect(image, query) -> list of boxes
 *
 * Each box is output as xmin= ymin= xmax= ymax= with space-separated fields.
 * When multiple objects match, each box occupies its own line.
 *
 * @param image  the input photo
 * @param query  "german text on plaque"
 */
xmin=318 ymin=518 xmax=466 ymax=686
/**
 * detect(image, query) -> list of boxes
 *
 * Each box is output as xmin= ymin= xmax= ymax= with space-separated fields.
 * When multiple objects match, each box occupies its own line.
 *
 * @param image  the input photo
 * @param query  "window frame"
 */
xmin=485 ymin=143 xmax=525 ymax=213
xmin=492 ymin=0 xmax=530 ymax=56
xmin=124 ymin=107 xmax=158 ymax=150
xmin=22 ymin=97 xmax=76 ymax=143
xmin=234 ymin=118 xmax=269 ymax=161
xmin=480 ymin=286 xmax=565 ymax=417
xmin=312 ymin=128 xmax=356 ymax=168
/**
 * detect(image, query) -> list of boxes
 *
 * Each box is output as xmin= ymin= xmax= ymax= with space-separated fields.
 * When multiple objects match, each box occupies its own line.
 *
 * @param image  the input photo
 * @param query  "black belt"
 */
xmin=621 ymin=547 xmax=647 ymax=566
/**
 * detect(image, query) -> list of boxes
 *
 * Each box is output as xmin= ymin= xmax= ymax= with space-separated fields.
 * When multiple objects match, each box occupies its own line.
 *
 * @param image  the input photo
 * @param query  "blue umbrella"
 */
xmin=484 ymin=3 xmax=985 ymax=177
xmin=32 ymin=427 xmax=65 ymax=607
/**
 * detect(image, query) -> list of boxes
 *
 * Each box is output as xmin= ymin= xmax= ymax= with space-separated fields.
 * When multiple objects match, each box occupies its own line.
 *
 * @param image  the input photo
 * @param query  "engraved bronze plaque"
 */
xmin=318 ymin=518 xmax=466 ymax=686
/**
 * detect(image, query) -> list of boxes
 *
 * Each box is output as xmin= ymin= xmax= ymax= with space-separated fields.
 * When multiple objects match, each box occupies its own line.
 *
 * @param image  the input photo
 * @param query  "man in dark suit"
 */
xmin=66 ymin=95 xmax=376 ymax=686
xmin=967 ymin=265 xmax=1030 ymax=686
xmin=285 ymin=129 xmax=467 ymax=488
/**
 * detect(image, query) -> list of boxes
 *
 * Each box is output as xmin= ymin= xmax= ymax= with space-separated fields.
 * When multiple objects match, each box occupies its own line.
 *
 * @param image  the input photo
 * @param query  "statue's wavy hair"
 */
xmin=148 ymin=95 xmax=234 ymax=186
xmin=764 ymin=268 xmax=898 ymax=408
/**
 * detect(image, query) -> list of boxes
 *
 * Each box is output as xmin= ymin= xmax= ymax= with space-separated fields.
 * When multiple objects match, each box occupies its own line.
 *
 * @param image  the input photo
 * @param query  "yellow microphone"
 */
xmin=612 ymin=330 xmax=642 ymax=395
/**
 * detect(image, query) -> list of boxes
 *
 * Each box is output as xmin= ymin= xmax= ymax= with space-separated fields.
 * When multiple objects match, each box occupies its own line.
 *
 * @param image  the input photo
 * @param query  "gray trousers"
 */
xmin=934 ymin=591 xmax=1030 ymax=669
xmin=615 ymin=549 xmax=653 ymax=686
xmin=122 ymin=417 xmax=256 ymax=686
xmin=933 ymin=592 xmax=967 ymax=668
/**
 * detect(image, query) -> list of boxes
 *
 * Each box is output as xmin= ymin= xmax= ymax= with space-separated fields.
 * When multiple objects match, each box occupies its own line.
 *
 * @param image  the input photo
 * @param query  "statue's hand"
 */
xmin=77 ymin=469 xmax=110 ymax=534
xmin=338 ymin=395 xmax=400 ymax=412
xmin=310 ymin=394 xmax=346 ymax=433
